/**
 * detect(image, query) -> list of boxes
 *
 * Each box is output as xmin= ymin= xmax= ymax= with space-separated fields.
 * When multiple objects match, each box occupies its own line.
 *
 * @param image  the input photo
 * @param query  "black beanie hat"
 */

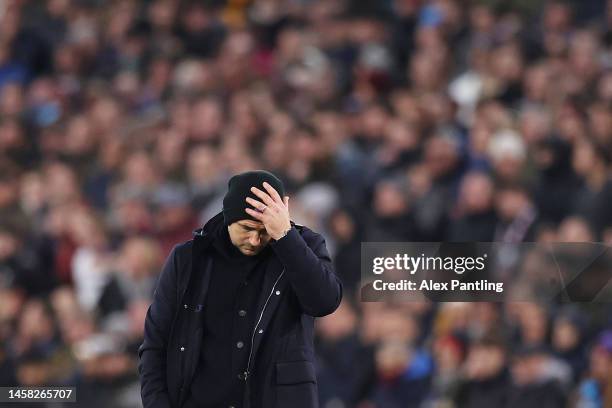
xmin=222 ymin=170 xmax=286 ymax=226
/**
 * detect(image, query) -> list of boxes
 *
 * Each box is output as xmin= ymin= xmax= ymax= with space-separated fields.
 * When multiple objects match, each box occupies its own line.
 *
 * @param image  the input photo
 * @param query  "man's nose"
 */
xmin=249 ymin=232 xmax=261 ymax=246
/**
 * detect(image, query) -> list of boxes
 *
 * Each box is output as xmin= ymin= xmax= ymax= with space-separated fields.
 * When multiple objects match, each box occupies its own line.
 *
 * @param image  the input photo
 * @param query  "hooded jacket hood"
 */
xmin=192 ymin=211 xmax=224 ymax=240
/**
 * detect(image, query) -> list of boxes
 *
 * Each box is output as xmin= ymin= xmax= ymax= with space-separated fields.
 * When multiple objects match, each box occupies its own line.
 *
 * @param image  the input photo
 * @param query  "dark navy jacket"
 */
xmin=138 ymin=212 xmax=343 ymax=408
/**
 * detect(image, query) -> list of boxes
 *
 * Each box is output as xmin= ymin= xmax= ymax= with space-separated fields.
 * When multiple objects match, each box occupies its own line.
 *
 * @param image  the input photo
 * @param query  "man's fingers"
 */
xmin=245 ymin=207 xmax=265 ymax=220
xmin=245 ymin=197 xmax=269 ymax=212
xmin=262 ymin=182 xmax=283 ymax=204
xmin=250 ymin=187 xmax=275 ymax=206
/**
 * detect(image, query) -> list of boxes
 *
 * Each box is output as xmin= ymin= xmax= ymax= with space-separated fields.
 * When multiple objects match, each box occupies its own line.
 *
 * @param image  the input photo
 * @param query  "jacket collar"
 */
xmin=192 ymin=211 xmax=224 ymax=246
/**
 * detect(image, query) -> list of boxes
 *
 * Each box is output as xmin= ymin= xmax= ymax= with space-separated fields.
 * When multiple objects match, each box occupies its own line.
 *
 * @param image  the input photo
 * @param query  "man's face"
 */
xmin=228 ymin=219 xmax=271 ymax=256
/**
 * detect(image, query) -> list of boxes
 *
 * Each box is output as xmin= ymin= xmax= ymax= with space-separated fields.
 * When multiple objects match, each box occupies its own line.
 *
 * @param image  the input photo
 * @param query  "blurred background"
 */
xmin=0 ymin=0 xmax=612 ymax=406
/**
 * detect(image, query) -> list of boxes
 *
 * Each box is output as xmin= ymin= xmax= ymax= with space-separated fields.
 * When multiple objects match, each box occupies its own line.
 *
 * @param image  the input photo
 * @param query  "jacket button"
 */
xmin=184 ymin=304 xmax=188 ymax=309
xmin=258 ymin=329 xmax=263 ymax=334
xmin=275 ymin=290 xmax=280 ymax=295
xmin=180 ymin=346 xmax=185 ymax=352
xmin=238 ymin=310 xmax=247 ymax=317
xmin=236 ymin=341 xmax=244 ymax=349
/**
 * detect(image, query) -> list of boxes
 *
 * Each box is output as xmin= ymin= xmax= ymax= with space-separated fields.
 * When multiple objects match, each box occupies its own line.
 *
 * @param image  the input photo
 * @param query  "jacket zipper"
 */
xmin=243 ymin=269 xmax=285 ymax=381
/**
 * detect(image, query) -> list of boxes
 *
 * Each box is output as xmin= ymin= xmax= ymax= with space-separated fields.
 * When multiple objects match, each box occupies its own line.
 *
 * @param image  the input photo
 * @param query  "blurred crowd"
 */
xmin=1 ymin=0 xmax=612 ymax=407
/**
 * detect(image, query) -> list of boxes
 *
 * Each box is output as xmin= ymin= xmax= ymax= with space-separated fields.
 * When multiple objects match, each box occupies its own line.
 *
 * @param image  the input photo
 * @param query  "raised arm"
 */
xmin=270 ymin=227 xmax=342 ymax=317
xmin=244 ymin=182 xmax=342 ymax=317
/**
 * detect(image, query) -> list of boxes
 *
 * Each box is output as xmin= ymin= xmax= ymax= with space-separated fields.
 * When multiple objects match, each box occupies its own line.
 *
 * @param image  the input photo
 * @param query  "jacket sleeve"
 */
xmin=138 ymin=245 xmax=178 ymax=408
xmin=270 ymin=227 xmax=342 ymax=317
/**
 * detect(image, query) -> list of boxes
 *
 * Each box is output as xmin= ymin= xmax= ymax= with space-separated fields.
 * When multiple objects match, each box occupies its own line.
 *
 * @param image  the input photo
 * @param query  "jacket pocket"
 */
xmin=275 ymin=361 xmax=318 ymax=408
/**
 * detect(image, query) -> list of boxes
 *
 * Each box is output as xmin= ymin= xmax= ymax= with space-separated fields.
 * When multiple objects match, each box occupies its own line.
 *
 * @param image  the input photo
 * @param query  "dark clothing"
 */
xmin=316 ymin=333 xmax=375 ymax=407
xmin=333 ymin=240 xmax=361 ymax=296
xmin=367 ymin=213 xmax=418 ymax=242
xmin=0 ymin=349 xmax=17 ymax=387
xmin=0 ymin=234 xmax=58 ymax=296
xmin=177 ymin=23 xmax=226 ymax=59
xmin=506 ymin=380 xmax=566 ymax=408
xmin=455 ymin=370 xmax=510 ymax=408
xmin=138 ymin=211 xmax=342 ymax=408
xmin=574 ymin=179 xmax=612 ymax=239
xmin=185 ymin=226 xmax=268 ymax=408
xmin=97 ymin=273 xmax=156 ymax=319
xmin=533 ymin=138 xmax=582 ymax=225
xmin=449 ymin=210 xmax=498 ymax=242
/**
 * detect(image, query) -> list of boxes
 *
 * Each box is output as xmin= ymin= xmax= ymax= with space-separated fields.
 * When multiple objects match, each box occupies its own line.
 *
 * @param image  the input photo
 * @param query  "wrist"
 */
xmin=273 ymin=225 xmax=292 ymax=241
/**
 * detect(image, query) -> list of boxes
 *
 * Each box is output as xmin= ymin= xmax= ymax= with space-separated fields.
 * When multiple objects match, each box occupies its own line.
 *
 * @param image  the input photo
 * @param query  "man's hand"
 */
xmin=245 ymin=182 xmax=291 ymax=240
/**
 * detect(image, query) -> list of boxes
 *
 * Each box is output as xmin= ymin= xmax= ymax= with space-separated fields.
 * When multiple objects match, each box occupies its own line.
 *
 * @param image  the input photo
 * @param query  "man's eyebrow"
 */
xmin=240 ymin=223 xmax=264 ymax=229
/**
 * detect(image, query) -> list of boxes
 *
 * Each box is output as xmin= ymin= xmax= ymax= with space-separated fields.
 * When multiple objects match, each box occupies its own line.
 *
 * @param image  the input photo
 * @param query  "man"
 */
xmin=138 ymin=170 xmax=343 ymax=408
